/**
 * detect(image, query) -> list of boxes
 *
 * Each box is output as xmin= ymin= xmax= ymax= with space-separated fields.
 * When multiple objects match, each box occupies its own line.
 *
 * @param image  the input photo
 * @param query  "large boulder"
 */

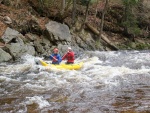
xmin=7 ymin=43 xmax=35 ymax=58
xmin=1 ymin=28 xmax=35 ymax=60
xmin=1 ymin=27 xmax=22 ymax=43
xmin=45 ymin=21 xmax=71 ymax=43
xmin=0 ymin=48 xmax=12 ymax=62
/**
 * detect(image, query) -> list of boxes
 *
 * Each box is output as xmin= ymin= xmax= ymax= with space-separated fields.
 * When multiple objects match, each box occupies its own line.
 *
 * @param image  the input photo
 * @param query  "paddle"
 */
xmin=50 ymin=55 xmax=58 ymax=61
xmin=62 ymin=52 xmax=69 ymax=60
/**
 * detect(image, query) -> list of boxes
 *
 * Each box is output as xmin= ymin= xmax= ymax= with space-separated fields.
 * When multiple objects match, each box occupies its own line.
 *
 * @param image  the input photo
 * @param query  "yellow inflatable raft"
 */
xmin=39 ymin=60 xmax=83 ymax=70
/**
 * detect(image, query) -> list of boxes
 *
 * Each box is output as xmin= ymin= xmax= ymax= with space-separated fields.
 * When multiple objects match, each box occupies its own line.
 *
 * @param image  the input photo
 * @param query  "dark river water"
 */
xmin=0 ymin=50 xmax=150 ymax=113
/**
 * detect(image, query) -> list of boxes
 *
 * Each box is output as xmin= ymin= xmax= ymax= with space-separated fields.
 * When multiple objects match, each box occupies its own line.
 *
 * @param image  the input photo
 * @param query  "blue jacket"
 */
xmin=50 ymin=53 xmax=62 ymax=64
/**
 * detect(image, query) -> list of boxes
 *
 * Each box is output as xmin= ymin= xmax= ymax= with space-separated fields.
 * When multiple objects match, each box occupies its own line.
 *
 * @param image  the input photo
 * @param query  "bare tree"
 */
xmin=84 ymin=0 xmax=91 ymax=26
xmin=99 ymin=0 xmax=109 ymax=39
xmin=80 ymin=0 xmax=91 ymax=31
xmin=61 ymin=0 xmax=66 ymax=15
xmin=94 ymin=0 xmax=99 ymax=23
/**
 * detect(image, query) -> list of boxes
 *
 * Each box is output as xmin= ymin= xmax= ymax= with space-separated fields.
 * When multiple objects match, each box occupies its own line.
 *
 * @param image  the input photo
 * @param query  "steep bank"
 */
xmin=0 ymin=0 xmax=150 ymax=62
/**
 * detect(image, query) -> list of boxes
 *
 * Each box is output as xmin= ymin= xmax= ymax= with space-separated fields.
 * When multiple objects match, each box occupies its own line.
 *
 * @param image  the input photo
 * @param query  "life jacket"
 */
xmin=51 ymin=54 xmax=61 ymax=64
xmin=62 ymin=51 xmax=75 ymax=63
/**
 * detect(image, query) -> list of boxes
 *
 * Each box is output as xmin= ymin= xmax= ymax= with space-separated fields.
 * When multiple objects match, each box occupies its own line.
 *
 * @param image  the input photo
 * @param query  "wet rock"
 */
xmin=0 ymin=48 xmax=12 ymax=62
xmin=25 ymin=43 xmax=36 ymax=56
xmin=45 ymin=21 xmax=71 ymax=42
xmin=25 ymin=33 xmax=38 ymax=41
xmin=1 ymin=27 xmax=21 ymax=43
xmin=74 ymin=36 xmax=85 ymax=49
xmin=57 ymin=44 xmax=69 ymax=55
xmin=1 ymin=27 xmax=35 ymax=59
xmin=33 ymin=35 xmax=52 ymax=56
xmin=34 ymin=39 xmax=45 ymax=54
xmin=7 ymin=42 xmax=35 ymax=58
xmin=72 ymin=30 xmax=98 ymax=50
xmin=79 ymin=30 xmax=96 ymax=50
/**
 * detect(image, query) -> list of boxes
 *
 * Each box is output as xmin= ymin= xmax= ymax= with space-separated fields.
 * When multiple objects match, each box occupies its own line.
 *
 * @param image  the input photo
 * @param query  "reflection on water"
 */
xmin=0 ymin=51 xmax=150 ymax=113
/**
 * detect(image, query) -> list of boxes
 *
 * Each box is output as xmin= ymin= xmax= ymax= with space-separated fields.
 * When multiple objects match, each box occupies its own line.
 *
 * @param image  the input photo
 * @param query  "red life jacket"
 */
xmin=62 ymin=51 xmax=75 ymax=63
xmin=52 ymin=56 xmax=57 ymax=62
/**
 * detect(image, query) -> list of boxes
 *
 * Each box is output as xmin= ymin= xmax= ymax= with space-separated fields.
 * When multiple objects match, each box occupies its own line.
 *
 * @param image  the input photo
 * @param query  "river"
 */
xmin=0 ymin=50 xmax=150 ymax=113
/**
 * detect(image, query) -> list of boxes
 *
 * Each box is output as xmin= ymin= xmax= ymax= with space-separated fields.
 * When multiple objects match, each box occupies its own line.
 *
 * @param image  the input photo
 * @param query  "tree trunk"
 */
xmin=99 ymin=0 xmax=109 ymax=40
xmin=94 ymin=0 xmax=99 ymax=23
xmin=84 ymin=0 xmax=91 ymax=26
xmin=62 ymin=0 xmax=66 ymax=15
xmin=123 ymin=3 xmax=129 ymax=35
xmin=79 ymin=0 xmax=91 ymax=31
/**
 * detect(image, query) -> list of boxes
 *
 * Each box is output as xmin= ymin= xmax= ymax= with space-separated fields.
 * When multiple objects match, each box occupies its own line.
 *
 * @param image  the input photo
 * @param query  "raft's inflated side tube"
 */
xmin=39 ymin=60 xmax=83 ymax=70
xmin=39 ymin=60 xmax=49 ymax=66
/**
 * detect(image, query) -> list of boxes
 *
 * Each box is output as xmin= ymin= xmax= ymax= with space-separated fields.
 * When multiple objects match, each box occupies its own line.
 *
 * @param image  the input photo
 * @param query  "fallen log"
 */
xmin=85 ymin=23 xmax=119 ymax=50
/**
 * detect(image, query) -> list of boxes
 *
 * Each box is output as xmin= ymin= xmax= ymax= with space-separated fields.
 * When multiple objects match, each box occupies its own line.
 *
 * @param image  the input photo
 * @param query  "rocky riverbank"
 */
xmin=0 ymin=19 xmax=98 ymax=62
xmin=0 ymin=0 xmax=150 ymax=62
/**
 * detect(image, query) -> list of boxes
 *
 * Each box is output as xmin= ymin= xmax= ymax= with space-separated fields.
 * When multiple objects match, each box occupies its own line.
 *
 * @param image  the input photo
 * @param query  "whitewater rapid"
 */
xmin=0 ymin=50 xmax=150 ymax=113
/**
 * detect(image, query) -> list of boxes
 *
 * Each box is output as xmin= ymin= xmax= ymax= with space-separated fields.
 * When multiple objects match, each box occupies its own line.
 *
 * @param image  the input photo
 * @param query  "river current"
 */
xmin=0 ymin=50 xmax=150 ymax=113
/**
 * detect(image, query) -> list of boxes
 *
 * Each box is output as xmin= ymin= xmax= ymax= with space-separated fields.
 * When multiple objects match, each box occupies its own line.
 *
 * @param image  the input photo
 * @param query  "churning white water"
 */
xmin=0 ymin=50 xmax=150 ymax=113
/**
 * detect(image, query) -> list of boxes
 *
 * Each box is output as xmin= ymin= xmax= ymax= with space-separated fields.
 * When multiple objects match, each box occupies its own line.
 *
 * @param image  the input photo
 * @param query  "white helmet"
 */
xmin=68 ymin=47 xmax=71 ymax=50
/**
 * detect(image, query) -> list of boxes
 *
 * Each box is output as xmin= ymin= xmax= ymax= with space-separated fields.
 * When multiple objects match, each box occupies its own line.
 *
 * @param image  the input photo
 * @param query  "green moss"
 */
xmin=136 ymin=43 xmax=150 ymax=50
xmin=95 ymin=40 xmax=101 ymax=49
xmin=118 ymin=44 xmax=131 ymax=50
xmin=118 ymin=42 xmax=150 ymax=50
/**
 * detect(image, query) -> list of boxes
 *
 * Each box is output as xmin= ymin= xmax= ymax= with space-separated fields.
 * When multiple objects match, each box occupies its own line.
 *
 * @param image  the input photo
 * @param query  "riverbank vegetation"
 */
xmin=0 ymin=0 xmax=150 ymax=51
xmin=32 ymin=0 xmax=150 ymax=49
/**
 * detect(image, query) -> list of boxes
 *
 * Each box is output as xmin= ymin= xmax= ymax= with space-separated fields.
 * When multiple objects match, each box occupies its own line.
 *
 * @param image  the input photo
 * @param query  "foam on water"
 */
xmin=25 ymin=96 xmax=50 ymax=109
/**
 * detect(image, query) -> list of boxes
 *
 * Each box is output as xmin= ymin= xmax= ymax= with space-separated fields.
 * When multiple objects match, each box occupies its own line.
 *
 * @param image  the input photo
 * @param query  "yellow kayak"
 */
xmin=39 ymin=60 xmax=83 ymax=70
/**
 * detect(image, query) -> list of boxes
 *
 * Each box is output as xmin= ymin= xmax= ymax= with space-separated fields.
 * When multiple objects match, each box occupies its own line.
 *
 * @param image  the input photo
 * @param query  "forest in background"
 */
xmin=24 ymin=0 xmax=150 ymax=49
xmin=0 ymin=0 xmax=150 ymax=51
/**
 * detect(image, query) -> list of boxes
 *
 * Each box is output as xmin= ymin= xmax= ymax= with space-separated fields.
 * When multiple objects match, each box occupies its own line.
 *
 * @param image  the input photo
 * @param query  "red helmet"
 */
xmin=53 ymin=48 xmax=58 ymax=52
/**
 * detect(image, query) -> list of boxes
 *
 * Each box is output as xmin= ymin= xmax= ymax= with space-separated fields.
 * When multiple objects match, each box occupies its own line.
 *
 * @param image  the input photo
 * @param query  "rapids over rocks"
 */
xmin=0 ymin=50 xmax=150 ymax=113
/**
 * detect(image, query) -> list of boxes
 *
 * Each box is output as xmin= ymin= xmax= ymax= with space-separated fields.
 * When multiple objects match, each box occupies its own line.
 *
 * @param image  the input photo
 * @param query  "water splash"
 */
xmin=25 ymin=96 xmax=50 ymax=109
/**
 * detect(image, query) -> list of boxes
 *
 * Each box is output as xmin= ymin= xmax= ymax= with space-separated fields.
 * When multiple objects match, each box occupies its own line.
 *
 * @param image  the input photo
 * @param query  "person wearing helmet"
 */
xmin=50 ymin=48 xmax=62 ymax=64
xmin=62 ymin=47 xmax=75 ymax=64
